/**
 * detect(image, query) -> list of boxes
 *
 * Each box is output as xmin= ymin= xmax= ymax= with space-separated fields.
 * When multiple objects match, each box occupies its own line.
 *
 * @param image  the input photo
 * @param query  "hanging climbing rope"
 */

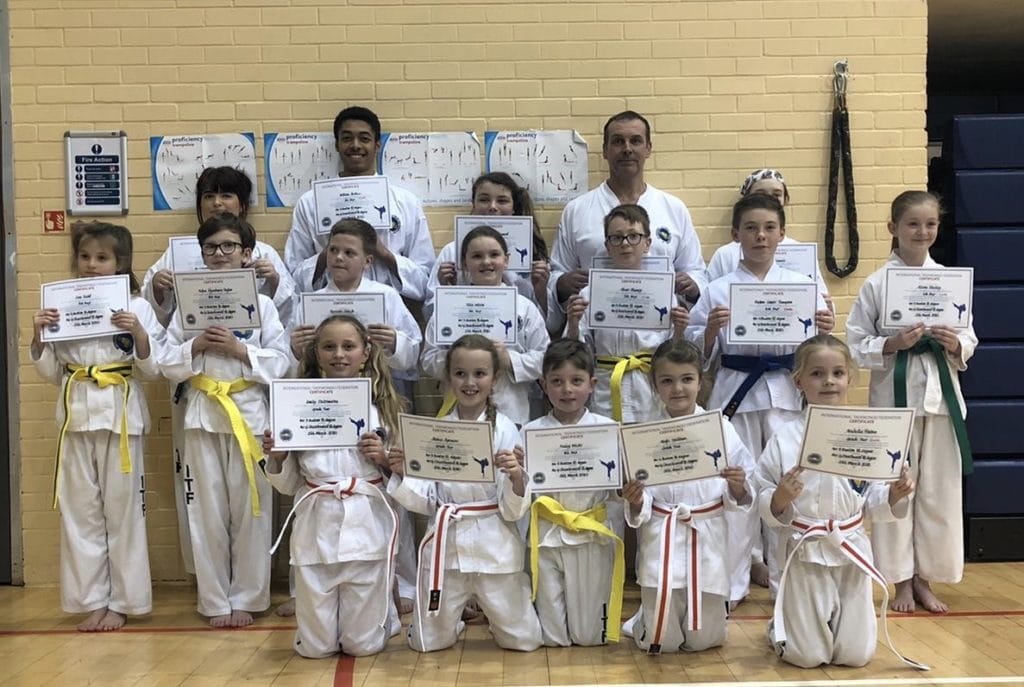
xmin=824 ymin=59 xmax=860 ymax=278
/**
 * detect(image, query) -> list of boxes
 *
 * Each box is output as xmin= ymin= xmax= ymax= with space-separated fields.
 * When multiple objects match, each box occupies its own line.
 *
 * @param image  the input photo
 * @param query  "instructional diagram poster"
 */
xmin=150 ymin=133 xmax=257 ymax=211
xmin=378 ymin=132 xmax=481 ymax=206
xmin=264 ymin=132 xmax=340 ymax=208
xmin=484 ymin=130 xmax=588 ymax=204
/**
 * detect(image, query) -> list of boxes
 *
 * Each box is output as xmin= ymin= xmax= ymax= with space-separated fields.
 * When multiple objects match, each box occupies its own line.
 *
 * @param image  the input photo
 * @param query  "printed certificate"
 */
xmin=174 ymin=268 xmax=261 ymax=333
xmin=798 ymin=405 xmax=916 ymax=482
xmin=300 ymin=292 xmax=386 ymax=327
xmin=312 ymin=176 xmax=391 ymax=233
xmin=591 ymin=255 xmax=672 ymax=271
xmin=882 ymin=267 xmax=974 ymax=330
xmin=620 ymin=410 xmax=728 ymax=486
xmin=40 ymin=274 xmax=131 ymax=342
xmin=727 ymin=282 xmax=818 ymax=345
xmin=399 ymin=414 xmax=495 ymax=483
xmin=433 ymin=286 xmax=518 ymax=345
xmin=775 ymin=242 xmax=818 ymax=281
xmin=455 ymin=215 xmax=534 ymax=274
xmin=523 ymin=423 xmax=622 ymax=493
xmin=587 ymin=269 xmax=675 ymax=330
xmin=270 ymin=378 xmax=372 ymax=450
xmin=168 ymin=236 xmax=206 ymax=273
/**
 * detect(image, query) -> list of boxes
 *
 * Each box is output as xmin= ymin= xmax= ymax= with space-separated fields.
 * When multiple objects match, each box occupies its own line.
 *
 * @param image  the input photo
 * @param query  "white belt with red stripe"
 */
xmin=647 ymin=497 xmax=725 ymax=655
xmin=269 ymin=475 xmax=397 ymax=629
xmin=419 ymin=499 xmax=500 ymax=617
xmin=774 ymin=512 xmax=929 ymax=671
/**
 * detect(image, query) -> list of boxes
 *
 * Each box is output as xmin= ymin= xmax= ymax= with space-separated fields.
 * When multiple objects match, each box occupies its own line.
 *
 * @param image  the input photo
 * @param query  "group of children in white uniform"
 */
xmin=31 ymin=105 xmax=974 ymax=670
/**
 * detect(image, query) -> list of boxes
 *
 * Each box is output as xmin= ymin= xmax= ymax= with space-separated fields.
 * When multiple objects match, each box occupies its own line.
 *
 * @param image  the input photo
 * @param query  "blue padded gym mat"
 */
xmin=962 ymin=344 xmax=1024 ymax=398
xmin=965 ymin=400 xmax=1022 ymax=454
xmin=947 ymin=115 xmax=1024 ymax=170
xmin=954 ymin=171 xmax=1024 ymax=226
xmin=965 ymin=460 xmax=1024 ymax=515
xmin=972 ymin=286 xmax=1024 ymax=339
xmin=956 ymin=228 xmax=1024 ymax=282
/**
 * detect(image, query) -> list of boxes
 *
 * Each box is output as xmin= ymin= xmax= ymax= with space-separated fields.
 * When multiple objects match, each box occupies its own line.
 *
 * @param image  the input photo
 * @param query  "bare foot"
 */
xmin=77 ymin=608 xmax=108 ymax=632
xmin=461 ymin=602 xmax=486 ymax=625
xmin=229 ymin=610 xmax=254 ymax=628
xmin=913 ymin=576 xmax=949 ymax=614
xmin=891 ymin=579 xmax=915 ymax=613
xmin=96 ymin=610 xmax=126 ymax=631
xmin=750 ymin=561 xmax=770 ymax=588
xmin=275 ymin=599 xmax=295 ymax=617
xmin=210 ymin=614 xmax=233 ymax=628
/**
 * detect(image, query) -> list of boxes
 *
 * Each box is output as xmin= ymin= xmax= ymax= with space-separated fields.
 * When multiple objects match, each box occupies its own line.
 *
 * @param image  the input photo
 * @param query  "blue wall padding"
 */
xmin=955 ymin=228 xmax=1024 ymax=282
xmin=947 ymin=115 xmax=1024 ymax=170
xmin=954 ymin=171 xmax=1024 ymax=225
xmin=972 ymin=286 xmax=1024 ymax=339
xmin=965 ymin=400 xmax=1023 ymax=454
xmin=965 ymin=460 xmax=1024 ymax=515
xmin=962 ymin=344 xmax=1024 ymax=398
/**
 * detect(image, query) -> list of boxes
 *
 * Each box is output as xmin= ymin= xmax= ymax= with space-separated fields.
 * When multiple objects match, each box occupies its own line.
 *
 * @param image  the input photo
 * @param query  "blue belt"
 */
xmin=720 ymin=353 xmax=794 ymax=418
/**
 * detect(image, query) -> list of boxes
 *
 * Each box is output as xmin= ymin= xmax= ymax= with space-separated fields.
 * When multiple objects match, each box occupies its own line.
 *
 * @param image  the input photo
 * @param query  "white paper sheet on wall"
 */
xmin=377 ymin=131 xmax=481 ymax=207
xmin=150 ymin=132 xmax=257 ymax=211
xmin=484 ymin=130 xmax=588 ymax=204
xmin=264 ymin=132 xmax=340 ymax=208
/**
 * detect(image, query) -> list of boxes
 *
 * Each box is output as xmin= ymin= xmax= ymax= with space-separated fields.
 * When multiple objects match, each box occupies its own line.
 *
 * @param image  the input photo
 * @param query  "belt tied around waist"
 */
xmin=773 ymin=511 xmax=929 ymax=670
xmin=53 ymin=363 xmax=134 ymax=508
xmin=190 ymin=374 xmax=265 ymax=516
xmin=529 ymin=496 xmax=625 ymax=643
xmin=596 ymin=352 xmax=652 ymax=422
xmin=720 ymin=353 xmax=794 ymax=419
xmin=646 ymin=497 xmax=725 ymax=655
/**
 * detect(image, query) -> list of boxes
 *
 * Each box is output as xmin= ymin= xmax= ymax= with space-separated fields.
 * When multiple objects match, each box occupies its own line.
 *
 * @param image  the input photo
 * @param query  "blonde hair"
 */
xmin=299 ymin=315 xmax=406 ymax=439
xmin=444 ymin=334 xmax=499 ymax=426
xmin=791 ymin=334 xmax=858 ymax=391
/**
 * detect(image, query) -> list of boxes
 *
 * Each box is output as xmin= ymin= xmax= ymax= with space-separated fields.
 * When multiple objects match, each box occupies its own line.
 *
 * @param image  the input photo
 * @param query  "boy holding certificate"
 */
xmin=521 ymin=340 xmax=623 ymax=646
xmin=565 ymin=204 xmax=690 ymax=424
xmin=621 ymin=340 xmax=752 ymax=654
xmin=685 ymin=193 xmax=833 ymax=605
xmin=159 ymin=213 xmax=291 ymax=628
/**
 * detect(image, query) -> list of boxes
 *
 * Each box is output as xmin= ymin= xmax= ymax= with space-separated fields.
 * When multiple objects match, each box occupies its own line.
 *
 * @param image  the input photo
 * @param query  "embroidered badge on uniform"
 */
xmin=390 ymin=214 xmax=402 ymax=233
xmin=656 ymin=227 xmax=671 ymax=243
xmin=849 ymin=479 xmax=868 ymax=495
xmin=113 ymin=333 xmax=135 ymax=354
xmin=233 ymin=329 xmax=255 ymax=341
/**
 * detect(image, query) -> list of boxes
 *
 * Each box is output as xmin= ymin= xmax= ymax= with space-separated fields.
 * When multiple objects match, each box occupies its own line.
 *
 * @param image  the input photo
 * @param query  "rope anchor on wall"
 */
xmin=825 ymin=59 xmax=860 ymax=279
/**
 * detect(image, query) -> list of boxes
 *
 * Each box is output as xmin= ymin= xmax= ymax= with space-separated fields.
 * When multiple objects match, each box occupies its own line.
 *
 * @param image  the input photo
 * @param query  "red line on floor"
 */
xmin=333 ymin=655 xmax=355 ymax=687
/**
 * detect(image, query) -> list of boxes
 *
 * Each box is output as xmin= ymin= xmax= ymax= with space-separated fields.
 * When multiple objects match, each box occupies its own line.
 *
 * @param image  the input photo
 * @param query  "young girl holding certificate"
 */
xmin=755 ymin=334 xmax=921 ymax=669
xmin=388 ymin=335 xmax=543 ymax=653
xmin=521 ymin=339 xmax=622 ymax=647
xmin=262 ymin=315 xmax=404 ymax=657
xmin=685 ymin=193 xmax=833 ymax=605
xmin=621 ymin=340 xmax=752 ymax=654
xmin=32 ymin=221 xmax=162 ymax=632
xmin=846 ymin=191 xmax=977 ymax=614
xmin=564 ymin=204 xmax=690 ymax=424
xmin=421 ymin=226 xmax=550 ymax=426
xmin=158 ymin=213 xmax=291 ymax=628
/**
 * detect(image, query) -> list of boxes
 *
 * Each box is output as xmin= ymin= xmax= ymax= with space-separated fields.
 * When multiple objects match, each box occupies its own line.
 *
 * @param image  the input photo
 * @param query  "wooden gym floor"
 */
xmin=3 ymin=562 xmax=1024 ymax=687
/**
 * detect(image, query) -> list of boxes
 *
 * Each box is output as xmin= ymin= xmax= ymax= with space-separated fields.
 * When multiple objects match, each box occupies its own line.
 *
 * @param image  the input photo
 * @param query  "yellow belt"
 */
xmin=529 ymin=496 xmax=625 ymax=643
xmin=190 ymin=374 xmax=265 ymax=516
xmin=435 ymin=392 xmax=457 ymax=419
xmin=53 ymin=363 xmax=134 ymax=508
xmin=596 ymin=352 xmax=652 ymax=422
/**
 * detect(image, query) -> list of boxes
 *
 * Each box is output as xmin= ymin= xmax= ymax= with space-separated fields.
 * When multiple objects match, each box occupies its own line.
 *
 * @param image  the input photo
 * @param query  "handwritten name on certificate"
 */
xmin=727 ymin=282 xmax=818 ymax=345
xmin=455 ymin=216 xmax=534 ymax=275
xmin=174 ymin=269 xmax=261 ymax=333
xmin=620 ymin=410 xmax=728 ymax=486
xmin=313 ymin=176 xmax=391 ymax=233
xmin=433 ymin=286 xmax=518 ymax=345
xmin=399 ymin=414 xmax=495 ymax=483
xmin=587 ymin=269 xmax=675 ymax=330
xmin=775 ymin=242 xmax=818 ymax=281
xmin=270 ymin=379 xmax=372 ymax=450
xmin=300 ymin=292 xmax=386 ymax=328
xmin=523 ymin=423 xmax=622 ymax=493
xmin=798 ymin=405 xmax=915 ymax=482
xmin=168 ymin=236 xmax=206 ymax=273
xmin=883 ymin=267 xmax=974 ymax=330
xmin=41 ymin=274 xmax=131 ymax=343
xmin=591 ymin=255 xmax=672 ymax=272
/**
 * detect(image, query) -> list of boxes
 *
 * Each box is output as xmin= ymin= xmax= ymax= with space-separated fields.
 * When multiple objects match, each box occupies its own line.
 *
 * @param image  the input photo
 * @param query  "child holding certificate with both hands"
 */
xmin=388 ymin=335 xmax=543 ymax=653
xmin=755 ymin=334 xmax=921 ymax=670
xmin=621 ymin=339 xmax=753 ymax=654
xmin=32 ymin=221 xmax=161 ymax=632
xmin=262 ymin=314 xmax=405 ymax=658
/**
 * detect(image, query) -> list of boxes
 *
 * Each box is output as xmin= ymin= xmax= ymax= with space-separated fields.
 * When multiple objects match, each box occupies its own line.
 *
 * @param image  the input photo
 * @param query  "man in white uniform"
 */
xmin=284 ymin=106 xmax=435 ymax=301
xmin=549 ymin=111 xmax=707 ymax=332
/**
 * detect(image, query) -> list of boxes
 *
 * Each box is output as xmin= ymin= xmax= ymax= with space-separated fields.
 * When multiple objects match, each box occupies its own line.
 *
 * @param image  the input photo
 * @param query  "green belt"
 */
xmin=894 ymin=336 xmax=972 ymax=475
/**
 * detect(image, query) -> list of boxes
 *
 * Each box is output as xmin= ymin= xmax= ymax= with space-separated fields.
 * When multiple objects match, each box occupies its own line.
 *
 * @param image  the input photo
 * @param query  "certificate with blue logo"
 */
xmin=300 ymin=292 xmax=386 ymax=328
xmin=620 ymin=410 xmax=728 ymax=486
xmin=312 ymin=175 xmax=391 ymax=233
xmin=270 ymin=379 xmax=372 ymax=450
xmin=798 ymin=405 xmax=915 ymax=481
xmin=399 ymin=414 xmax=495 ymax=483
xmin=882 ymin=267 xmax=973 ymax=330
xmin=586 ymin=269 xmax=675 ymax=330
xmin=174 ymin=268 xmax=261 ymax=333
xmin=727 ymin=282 xmax=818 ymax=345
xmin=433 ymin=286 xmax=518 ymax=345
xmin=455 ymin=215 xmax=534 ymax=275
xmin=168 ymin=236 xmax=206 ymax=273
xmin=523 ymin=423 xmax=622 ymax=493
xmin=40 ymin=274 xmax=131 ymax=342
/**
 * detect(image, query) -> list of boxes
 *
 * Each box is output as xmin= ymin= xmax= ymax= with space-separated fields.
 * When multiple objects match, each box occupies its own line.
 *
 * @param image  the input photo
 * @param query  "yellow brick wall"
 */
xmin=7 ymin=0 xmax=928 ymax=584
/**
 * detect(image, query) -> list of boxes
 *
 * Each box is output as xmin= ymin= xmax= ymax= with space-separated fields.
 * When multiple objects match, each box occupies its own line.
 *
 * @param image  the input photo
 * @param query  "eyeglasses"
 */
xmin=200 ymin=241 xmax=243 ymax=256
xmin=605 ymin=233 xmax=646 ymax=247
